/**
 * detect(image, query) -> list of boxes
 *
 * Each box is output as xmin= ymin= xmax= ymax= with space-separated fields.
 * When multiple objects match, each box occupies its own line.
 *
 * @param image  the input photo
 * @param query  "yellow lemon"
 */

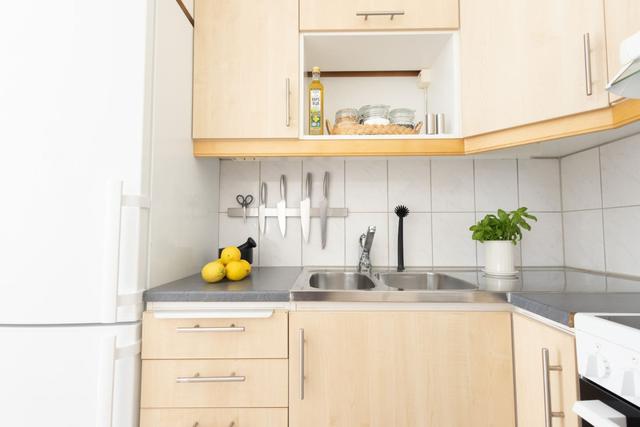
xmin=239 ymin=259 xmax=252 ymax=274
xmin=225 ymin=260 xmax=250 ymax=281
xmin=201 ymin=260 xmax=226 ymax=283
xmin=220 ymin=246 xmax=241 ymax=265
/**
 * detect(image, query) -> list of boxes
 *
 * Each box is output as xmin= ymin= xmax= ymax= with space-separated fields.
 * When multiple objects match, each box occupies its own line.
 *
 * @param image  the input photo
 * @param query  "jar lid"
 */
xmin=312 ymin=66 xmax=320 ymax=73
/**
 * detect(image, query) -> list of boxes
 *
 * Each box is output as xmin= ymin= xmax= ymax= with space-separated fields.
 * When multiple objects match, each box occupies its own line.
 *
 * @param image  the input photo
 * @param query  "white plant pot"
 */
xmin=483 ymin=240 xmax=516 ymax=275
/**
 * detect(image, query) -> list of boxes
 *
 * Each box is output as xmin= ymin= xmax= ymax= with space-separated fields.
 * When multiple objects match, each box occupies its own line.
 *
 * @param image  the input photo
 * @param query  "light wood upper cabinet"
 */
xmin=513 ymin=314 xmax=579 ymax=427
xmin=300 ymin=0 xmax=459 ymax=31
xmin=604 ymin=0 xmax=640 ymax=102
xmin=192 ymin=0 xmax=298 ymax=139
xmin=289 ymin=311 xmax=516 ymax=427
xmin=460 ymin=0 xmax=609 ymax=136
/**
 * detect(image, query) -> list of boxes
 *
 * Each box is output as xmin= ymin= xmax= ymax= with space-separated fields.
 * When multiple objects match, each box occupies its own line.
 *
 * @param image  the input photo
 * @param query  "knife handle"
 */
xmin=323 ymin=172 xmax=329 ymax=198
xmin=305 ymin=173 xmax=312 ymax=198
xmin=280 ymin=175 xmax=287 ymax=201
xmin=260 ymin=182 xmax=267 ymax=204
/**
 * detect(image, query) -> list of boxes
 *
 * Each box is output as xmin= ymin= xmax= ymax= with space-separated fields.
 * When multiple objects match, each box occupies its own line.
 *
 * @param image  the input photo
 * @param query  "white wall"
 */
xmin=561 ymin=133 xmax=640 ymax=278
xmin=218 ymin=158 xmax=563 ymax=268
xmin=147 ymin=0 xmax=219 ymax=288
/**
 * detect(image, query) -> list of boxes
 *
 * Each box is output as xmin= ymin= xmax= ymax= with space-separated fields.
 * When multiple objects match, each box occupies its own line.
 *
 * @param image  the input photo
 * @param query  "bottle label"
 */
xmin=310 ymin=89 xmax=322 ymax=130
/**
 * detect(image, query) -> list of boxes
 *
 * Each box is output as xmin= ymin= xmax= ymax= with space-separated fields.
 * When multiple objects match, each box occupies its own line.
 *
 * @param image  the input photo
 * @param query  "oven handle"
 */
xmin=573 ymin=400 xmax=627 ymax=427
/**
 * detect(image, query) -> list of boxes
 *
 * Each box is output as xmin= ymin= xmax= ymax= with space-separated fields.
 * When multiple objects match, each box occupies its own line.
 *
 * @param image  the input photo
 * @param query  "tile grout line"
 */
xmin=472 ymin=159 xmax=479 ymax=268
xmin=515 ymin=159 xmax=523 ymax=267
xmin=557 ymin=158 xmax=568 ymax=286
xmin=386 ymin=159 xmax=390 ymax=267
xmin=597 ymin=147 xmax=609 ymax=289
xmin=343 ymin=159 xmax=347 ymax=267
xmin=429 ymin=159 xmax=435 ymax=267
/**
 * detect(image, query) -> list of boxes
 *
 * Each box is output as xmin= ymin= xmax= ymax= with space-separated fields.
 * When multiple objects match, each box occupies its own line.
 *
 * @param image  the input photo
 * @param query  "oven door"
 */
xmin=576 ymin=378 xmax=640 ymax=427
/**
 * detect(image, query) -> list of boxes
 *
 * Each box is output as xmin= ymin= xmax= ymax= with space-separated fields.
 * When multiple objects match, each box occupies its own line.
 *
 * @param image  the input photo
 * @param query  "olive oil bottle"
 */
xmin=308 ymin=66 xmax=324 ymax=135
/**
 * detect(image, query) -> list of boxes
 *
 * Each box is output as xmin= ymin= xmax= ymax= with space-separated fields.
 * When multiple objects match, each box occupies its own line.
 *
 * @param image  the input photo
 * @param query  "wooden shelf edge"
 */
xmin=193 ymin=100 xmax=640 ymax=157
xmin=465 ymin=99 xmax=640 ymax=154
xmin=193 ymin=138 xmax=465 ymax=157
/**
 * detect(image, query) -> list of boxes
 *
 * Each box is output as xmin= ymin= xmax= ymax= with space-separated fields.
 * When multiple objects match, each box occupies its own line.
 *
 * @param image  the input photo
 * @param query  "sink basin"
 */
xmin=309 ymin=272 xmax=376 ymax=290
xmin=376 ymin=272 xmax=477 ymax=291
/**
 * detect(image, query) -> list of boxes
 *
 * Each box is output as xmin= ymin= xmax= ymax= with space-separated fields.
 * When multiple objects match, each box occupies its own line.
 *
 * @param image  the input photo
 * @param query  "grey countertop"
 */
xmin=509 ymin=292 xmax=640 ymax=327
xmin=144 ymin=267 xmax=640 ymax=327
xmin=144 ymin=267 xmax=302 ymax=302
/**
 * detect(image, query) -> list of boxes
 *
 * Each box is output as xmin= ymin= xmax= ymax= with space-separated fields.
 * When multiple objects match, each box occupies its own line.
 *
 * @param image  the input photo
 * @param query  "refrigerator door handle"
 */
xmin=102 ymin=180 xmax=150 ymax=323
xmin=96 ymin=335 xmax=142 ymax=427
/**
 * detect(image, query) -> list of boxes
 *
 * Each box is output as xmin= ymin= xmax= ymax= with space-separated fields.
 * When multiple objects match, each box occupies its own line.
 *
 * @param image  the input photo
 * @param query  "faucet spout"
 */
xmin=357 ymin=225 xmax=376 ymax=273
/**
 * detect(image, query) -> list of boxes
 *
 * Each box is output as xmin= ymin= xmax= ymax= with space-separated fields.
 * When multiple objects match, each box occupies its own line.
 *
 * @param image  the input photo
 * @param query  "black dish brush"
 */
xmin=394 ymin=205 xmax=410 ymax=272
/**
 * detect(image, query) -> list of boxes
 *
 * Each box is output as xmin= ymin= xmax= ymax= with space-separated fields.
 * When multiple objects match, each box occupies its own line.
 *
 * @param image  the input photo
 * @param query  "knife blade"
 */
xmin=300 ymin=172 xmax=311 ymax=242
xmin=258 ymin=182 xmax=267 ymax=234
xmin=276 ymin=175 xmax=287 ymax=237
xmin=319 ymin=171 xmax=329 ymax=249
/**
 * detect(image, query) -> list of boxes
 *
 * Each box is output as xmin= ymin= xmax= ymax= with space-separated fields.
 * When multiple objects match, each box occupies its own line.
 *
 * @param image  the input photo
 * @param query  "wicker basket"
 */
xmin=326 ymin=120 xmax=423 ymax=135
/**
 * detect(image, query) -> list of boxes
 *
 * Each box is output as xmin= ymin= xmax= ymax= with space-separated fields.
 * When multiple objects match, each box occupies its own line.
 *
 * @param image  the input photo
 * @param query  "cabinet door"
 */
xmin=460 ymin=0 xmax=609 ymax=136
xmin=193 ymin=0 xmax=298 ymax=139
xmin=300 ymin=0 xmax=458 ymax=31
xmin=604 ymin=0 xmax=640 ymax=102
xmin=513 ymin=314 xmax=579 ymax=427
xmin=289 ymin=311 xmax=515 ymax=427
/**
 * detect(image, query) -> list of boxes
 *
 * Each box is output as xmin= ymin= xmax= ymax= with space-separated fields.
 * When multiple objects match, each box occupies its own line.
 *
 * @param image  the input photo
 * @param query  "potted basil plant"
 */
xmin=470 ymin=207 xmax=537 ymax=275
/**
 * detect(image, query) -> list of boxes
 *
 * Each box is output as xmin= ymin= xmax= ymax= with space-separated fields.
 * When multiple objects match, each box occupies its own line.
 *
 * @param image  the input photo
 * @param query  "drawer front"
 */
xmin=300 ymin=0 xmax=459 ymax=31
xmin=140 ymin=408 xmax=288 ymax=427
xmin=141 ymin=359 xmax=288 ymax=408
xmin=141 ymin=311 xmax=288 ymax=359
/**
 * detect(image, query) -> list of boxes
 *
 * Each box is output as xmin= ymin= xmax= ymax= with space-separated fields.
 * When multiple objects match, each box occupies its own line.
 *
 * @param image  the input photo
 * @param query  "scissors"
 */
xmin=236 ymin=194 xmax=254 ymax=223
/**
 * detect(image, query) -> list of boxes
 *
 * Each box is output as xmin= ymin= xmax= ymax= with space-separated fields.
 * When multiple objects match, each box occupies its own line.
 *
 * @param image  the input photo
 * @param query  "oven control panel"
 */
xmin=575 ymin=313 xmax=640 ymax=408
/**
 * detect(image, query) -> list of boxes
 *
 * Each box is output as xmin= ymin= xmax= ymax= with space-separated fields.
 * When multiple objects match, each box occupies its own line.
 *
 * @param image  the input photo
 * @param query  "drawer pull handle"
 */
xmin=176 ymin=372 xmax=246 ymax=383
xmin=542 ymin=348 xmax=565 ymax=427
xmin=300 ymin=328 xmax=305 ymax=400
xmin=176 ymin=324 xmax=245 ymax=333
xmin=583 ymin=33 xmax=593 ymax=96
xmin=355 ymin=10 xmax=405 ymax=20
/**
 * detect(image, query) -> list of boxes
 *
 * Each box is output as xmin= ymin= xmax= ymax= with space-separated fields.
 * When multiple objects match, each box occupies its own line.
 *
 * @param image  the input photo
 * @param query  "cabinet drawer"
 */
xmin=141 ymin=359 xmax=288 ymax=408
xmin=300 ymin=0 xmax=458 ymax=31
xmin=141 ymin=311 xmax=287 ymax=359
xmin=140 ymin=408 xmax=288 ymax=427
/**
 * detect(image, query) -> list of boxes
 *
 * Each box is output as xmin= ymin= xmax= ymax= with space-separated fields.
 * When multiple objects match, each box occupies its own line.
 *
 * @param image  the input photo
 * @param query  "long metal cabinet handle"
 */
xmin=299 ymin=328 xmax=305 ymax=400
xmin=176 ymin=325 xmax=245 ymax=333
xmin=356 ymin=10 xmax=405 ymax=20
xmin=542 ymin=348 xmax=565 ymax=427
xmin=176 ymin=374 xmax=246 ymax=383
xmin=285 ymin=78 xmax=291 ymax=127
xmin=583 ymin=33 xmax=593 ymax=96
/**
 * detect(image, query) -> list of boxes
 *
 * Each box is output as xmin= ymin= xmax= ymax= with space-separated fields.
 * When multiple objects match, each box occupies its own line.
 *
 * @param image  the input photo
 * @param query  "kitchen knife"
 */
xmin=300 ymin=172 xmax=311 ymax=242
xmin=319 ymin=171 xmax=329 ymax=249
xmin=258 ymin=182 xmax=267 ymax=234
xmin=277 ymin=175 xmax=287 ymax=237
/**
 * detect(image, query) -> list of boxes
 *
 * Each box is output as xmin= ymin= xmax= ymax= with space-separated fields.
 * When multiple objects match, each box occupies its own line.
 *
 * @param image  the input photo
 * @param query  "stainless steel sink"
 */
xmin=290 ymin=268 xmax=503 ymax=303
xmin=375 ymin=272 xmax=477 ymax=291
xmin=309 ymin=272 xmax=376 ymax=290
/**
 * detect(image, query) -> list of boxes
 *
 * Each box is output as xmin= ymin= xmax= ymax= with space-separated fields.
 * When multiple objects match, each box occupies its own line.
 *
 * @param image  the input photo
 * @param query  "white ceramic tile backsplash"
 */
xmin=520 ymin=213 xmax=564 ymax=266
xmin=518 ymin=159 xmax=562 ymax=211
xmin=600 ymin=133 xmax=640 ymax=208
xmin=561 ymin=148 xmax=602 ymax=211
xmin=345 ymin=159 xmax=387 ymax=212
xmin=218 ymin=157 xmax=562 ymax=268
xmin=432 ymin=213 xmax=477 ymax=266
xmin=603 ymin=206 xmax=640 ymax=276
xmin=562 ymin=210 xmax=605 ymax=271
xmin=474 ymin=159 xmax=518 ymax=212
xmin=387 ymin=158 xmax=430 ymax=212
xmin=431 ymin=159 xmax=475 ymax=212
xmin=560 ymin=134 xmax=640 ymax=277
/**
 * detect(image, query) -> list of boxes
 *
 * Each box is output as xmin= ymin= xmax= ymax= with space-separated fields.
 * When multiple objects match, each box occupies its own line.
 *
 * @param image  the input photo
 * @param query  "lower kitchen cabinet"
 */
xmin=289 ymin=311 xmax=515 ymax=427
xmin=512 ymin=314 xmax=579 ymax=427
xmin=140 ymin=408 xmax=287 ymax=427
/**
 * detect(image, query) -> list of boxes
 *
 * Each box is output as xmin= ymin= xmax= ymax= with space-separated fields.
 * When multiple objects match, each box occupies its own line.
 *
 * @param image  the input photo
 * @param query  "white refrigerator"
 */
xmin=0 ymin=1 xmax=217 ymax=426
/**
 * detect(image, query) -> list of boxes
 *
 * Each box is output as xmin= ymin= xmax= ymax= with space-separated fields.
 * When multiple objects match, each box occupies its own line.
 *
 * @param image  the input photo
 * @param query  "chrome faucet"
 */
xmin=357 ymin=225 xmax=376 ymax=274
